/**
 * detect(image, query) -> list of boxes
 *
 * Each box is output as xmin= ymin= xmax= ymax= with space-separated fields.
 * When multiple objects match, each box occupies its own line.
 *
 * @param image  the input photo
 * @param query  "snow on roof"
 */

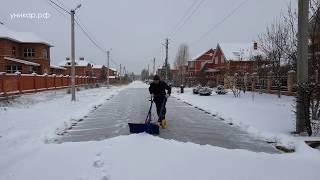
xmin=217 ymin=43 xmax=262 ymax=61
xmin=0 ymin=25 xmax=53 ymax=46
xmin=4 ymin=57 xmax=40 ymax=66
xmin=92 ymin=64 xmax=103 ymax=69
xmin=59 ymin=59 xmax=92 ymax=67
xmin=50 ymin=65 xmax=66 ymax=70
xmin=192 ymin=48 xmax=214 ymax=61
xmin=109 ymin=68 xmax=117 ymax=72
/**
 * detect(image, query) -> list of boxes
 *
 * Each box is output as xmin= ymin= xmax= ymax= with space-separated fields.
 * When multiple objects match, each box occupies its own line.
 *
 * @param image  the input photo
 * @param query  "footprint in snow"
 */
xmin=93 ymin=160 xmax=104 ymax=168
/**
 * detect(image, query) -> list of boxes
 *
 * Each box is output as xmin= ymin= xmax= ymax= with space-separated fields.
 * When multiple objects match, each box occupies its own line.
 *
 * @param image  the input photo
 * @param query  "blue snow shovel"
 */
xmin=128 ymin=97 xmax=160 ymax=135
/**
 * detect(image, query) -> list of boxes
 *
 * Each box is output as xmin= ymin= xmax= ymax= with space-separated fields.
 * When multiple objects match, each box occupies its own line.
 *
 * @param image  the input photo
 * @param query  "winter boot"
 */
xmin=161 ymin=118 xmax=167 ymax=129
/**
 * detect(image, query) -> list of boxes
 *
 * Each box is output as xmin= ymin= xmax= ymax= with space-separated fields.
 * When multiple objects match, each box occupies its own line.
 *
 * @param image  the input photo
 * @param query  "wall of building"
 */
xmin=0 ymin=39 xmax=51 ymax=74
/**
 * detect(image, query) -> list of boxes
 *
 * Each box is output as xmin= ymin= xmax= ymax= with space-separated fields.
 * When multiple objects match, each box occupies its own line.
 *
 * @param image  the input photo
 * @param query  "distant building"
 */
xmin=50 ymin=65 xmax=66 ymax=75
xmin=204 ymin=43 xmax=257 ymax=76
xmin=0 ymin=25 xmax=53 ymax=74
xmin=187 ymin=48 xmax=215 ymax=77
xmin=92 ymin=64 xmax=118 ymax=80
xmin=59 ymin=57 xmax=93 ymax=76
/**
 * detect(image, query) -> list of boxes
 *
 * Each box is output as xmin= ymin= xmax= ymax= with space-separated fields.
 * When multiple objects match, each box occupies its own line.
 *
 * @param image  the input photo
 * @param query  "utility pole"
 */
xmin=153 ymin=58 xmax=156 ymax=76
xmin=147 ymin=64 xmax=150 ymax=79
xmin=107 ymin=50 xmax=110 ymax=89
xmin=296 ymin=0 xmax=309 ymax=134
xmin=165 ymin=38 xmax=169 ymax=82
xmin=119 ymin=64 xmax=122 ymax=84
xmin=70 ymin=4 xmax=81 ymax=101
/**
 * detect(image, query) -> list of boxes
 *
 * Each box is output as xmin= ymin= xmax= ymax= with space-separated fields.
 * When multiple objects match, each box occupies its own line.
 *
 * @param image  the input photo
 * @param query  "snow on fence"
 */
xmin=0 ymin=72 xmax=96 ymax=96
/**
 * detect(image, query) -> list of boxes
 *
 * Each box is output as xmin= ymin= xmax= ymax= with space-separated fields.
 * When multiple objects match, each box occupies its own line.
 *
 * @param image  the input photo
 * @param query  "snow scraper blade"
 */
xmin=128 ymin=123 xmax=159 ymax=135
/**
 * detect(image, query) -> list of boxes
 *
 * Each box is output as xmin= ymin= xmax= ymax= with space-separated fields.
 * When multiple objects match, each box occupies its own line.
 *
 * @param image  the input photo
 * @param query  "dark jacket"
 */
xmin=149 ymin=81 xmax=171 ymax=96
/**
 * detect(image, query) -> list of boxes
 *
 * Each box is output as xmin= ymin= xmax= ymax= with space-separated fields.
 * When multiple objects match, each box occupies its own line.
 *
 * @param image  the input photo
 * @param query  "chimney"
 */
xmin=253 ymin=42 xmax=258 ymax=50
xmin=79 ymin=57 xmax=84 ymax=61
xmin=66 ymin=57 xmax=70 ymax=61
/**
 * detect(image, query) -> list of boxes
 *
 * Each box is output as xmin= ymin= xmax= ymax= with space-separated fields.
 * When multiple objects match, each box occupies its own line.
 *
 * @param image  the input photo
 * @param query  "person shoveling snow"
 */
xmin=148 ymin=75 xmax=171 ymax=128
xmin=128 ymin=75 xmax=171 ymax=134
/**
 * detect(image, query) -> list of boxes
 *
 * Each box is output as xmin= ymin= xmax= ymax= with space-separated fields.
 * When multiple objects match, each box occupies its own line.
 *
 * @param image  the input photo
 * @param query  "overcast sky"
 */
xmin=1 ymin=0 xmax=295 ymax=74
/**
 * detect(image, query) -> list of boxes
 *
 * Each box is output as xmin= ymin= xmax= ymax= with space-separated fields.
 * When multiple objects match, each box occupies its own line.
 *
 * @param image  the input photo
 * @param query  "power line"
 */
xmin=74 ymin=19 xmax=106 ymax=53
xmin=171 ymin=0 xmax=205 ymax=38
xmin=47 ymin=0 xmax=68 ymax=18
xmin=48 ymin=0 xmax=70 ymax=14
xmin=48 ymin=0 xmax=119 ymax=66
xmin=168 ymin=0 xmax=199 ymax=37
xmin=193 ymin=0 xmax=250 ymax=45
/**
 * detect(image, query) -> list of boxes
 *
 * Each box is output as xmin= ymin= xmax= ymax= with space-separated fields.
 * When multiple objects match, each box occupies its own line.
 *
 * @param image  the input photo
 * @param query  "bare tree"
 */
xmin=140 ymin=69 xmax=149 ymax=81
xmin=309 ymin=0 xmax=320 ymax=135
xmin=174 ymin=44 xmax=190 ymax=85
xmin=258 ymin=4 xmax=299 ymax=98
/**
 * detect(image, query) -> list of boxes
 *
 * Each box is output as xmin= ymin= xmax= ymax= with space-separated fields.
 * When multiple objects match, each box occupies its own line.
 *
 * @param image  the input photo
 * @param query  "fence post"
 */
xmin=0 ymin=72 xmax=6 ymax=96
xmin=251 ymin=72 xmax=257 ymax=92
xmin=287 ymin=70 xmax=296 ymax=96
xmin=267 ymin=71 xmax=273 ymax=94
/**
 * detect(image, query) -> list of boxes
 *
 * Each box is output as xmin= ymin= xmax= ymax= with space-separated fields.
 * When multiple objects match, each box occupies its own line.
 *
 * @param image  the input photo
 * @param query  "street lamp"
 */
xmin=70 ymin=4 xmax=81 ymax=101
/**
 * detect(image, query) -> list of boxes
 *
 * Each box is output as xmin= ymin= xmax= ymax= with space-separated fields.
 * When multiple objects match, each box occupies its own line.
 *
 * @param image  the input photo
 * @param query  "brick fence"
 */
xmin=223 ymin=70 xmax=297 ymax=96
xmin=0 ymin=72 xmax=96 ymax=97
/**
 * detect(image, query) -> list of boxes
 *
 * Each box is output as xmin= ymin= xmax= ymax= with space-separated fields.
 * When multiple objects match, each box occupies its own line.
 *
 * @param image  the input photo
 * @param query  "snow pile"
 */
xmin=0 ymin=86 xmax=124 ymax=172
xmin=172 ymin=88 xmax=298 ymax=147
xmin=126 ymin=80 xmax=149 ymax=88
xmin=1 ymin=134 xmax=319 ymax=180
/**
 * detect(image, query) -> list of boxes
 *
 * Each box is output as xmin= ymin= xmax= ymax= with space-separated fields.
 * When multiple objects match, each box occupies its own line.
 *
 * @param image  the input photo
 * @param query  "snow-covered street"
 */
xmin=1 ymin=81 xmax=320 ymax=180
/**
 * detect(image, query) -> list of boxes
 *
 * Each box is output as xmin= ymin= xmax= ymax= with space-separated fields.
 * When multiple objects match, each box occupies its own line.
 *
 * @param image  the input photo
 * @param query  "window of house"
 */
xmin=188 ymin=61 xmax=195 ymax=68
xmin=23 ymin=48 xmax=35 ymax=57
xmin=6 ymin=65 xmax=22 ymax=73
xmin=28 ymin=66 xmax=34 ymax=73
xmin=12 ymin=47 xmax=16 ymax=56
xmin=214 ymin=57 xmax=218 ymax=64
xmin=43 ymin=49 xmax=48 ymax=59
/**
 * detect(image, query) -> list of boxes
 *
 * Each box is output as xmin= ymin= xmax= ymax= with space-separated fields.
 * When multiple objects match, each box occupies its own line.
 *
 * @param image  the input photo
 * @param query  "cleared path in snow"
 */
xmin=58 ymin=88 xmax=278 ymax=153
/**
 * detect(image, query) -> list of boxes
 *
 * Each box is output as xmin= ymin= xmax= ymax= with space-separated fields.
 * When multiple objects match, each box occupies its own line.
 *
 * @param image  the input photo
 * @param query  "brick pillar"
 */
xmin=251 ymin=72 xmax=258 ymax=91
xmin=287 ymin=70 xmax=296 ymax=96
xmin=267 ymin=71 xmax=273 ymax=94
xmin=53 ymin=74 xmax=56 ymax=89
xmin=32 ymin=73 xmax=37 ymax=92
xmin=44 ymin=74 xmax=48 ymax=89
xmin=245 ymin=72 xmax=249 ymax=91
xmin=0 ymin=72 xmax=6 ymax=96
xmin=224 ymin=75 xmax=229 ymax=89
xmin=16 ymin=72 xmax=22 ymax=93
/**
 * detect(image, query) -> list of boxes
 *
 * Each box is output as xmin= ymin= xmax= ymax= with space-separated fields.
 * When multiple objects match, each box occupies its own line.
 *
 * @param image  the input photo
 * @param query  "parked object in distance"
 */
xmin=193 ymin=85 xmax=202 ymax=94
xmin=215 ymin=85 xmax=228 ymax=95
xmin=199 ymin=87 xmax=213 ymax=96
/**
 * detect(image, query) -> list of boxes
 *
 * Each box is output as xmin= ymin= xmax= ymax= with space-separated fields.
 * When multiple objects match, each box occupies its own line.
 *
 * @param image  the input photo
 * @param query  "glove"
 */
xmin=166 ymin=94 xmax=170 ymax=98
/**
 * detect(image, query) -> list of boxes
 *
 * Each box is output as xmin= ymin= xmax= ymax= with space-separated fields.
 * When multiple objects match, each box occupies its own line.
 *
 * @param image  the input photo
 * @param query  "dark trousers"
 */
xmin=154 ymin=96 xmax=167 ymax=122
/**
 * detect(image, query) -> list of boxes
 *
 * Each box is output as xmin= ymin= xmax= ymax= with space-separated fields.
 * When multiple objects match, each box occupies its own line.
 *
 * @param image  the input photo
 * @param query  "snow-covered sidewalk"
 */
xmin=0 ymin=85 xmax=124 ymax=174
xmin=172 ymin=88 xmax=318 ymax=149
